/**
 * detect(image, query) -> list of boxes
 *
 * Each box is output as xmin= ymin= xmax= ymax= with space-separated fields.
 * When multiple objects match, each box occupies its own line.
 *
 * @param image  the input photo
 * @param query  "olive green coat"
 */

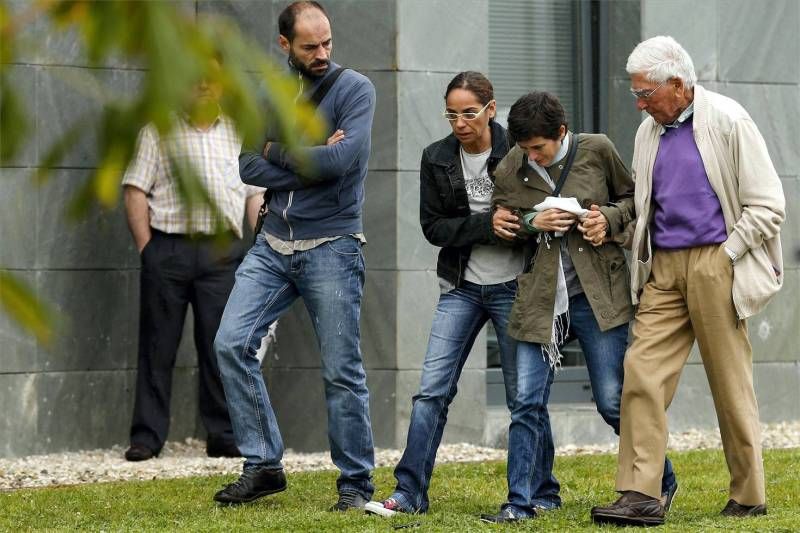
xmin=491 ymin=133 xmax=636 ymax=344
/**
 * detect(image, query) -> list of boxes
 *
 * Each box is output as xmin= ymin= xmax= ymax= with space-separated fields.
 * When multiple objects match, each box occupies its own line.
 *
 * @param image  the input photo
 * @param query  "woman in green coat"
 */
xmin=480 ymin=92 xmax=676 ymax=523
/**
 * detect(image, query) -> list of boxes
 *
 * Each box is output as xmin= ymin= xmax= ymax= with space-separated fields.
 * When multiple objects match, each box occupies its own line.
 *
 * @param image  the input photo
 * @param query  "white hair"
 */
xmin=626 ymin=35 xmax=697 ymax=88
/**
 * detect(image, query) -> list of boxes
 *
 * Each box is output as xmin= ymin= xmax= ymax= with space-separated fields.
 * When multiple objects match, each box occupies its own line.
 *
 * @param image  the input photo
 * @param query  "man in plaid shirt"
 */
xmin=121 ymin=58 xmax=263 ymax=462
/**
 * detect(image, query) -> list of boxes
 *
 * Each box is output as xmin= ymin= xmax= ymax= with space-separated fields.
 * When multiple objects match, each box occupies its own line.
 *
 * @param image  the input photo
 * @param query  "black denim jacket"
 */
xmin=419 ymin=120 xmax=513 ymax=287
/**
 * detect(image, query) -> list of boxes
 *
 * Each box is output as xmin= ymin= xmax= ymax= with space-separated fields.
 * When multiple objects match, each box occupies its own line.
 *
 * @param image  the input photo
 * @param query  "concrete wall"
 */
xmin=638 ymin=0 xmax=800 ymax=431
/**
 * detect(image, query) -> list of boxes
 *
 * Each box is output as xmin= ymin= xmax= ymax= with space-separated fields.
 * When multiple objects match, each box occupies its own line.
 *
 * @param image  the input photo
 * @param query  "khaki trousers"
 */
xmin=616 ymin=244 xmax=765 ymax=505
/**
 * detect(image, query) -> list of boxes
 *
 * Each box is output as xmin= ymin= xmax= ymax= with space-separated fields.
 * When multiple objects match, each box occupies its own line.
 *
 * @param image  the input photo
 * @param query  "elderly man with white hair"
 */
xmin=591 ymin=36 xmax=785 ymax=526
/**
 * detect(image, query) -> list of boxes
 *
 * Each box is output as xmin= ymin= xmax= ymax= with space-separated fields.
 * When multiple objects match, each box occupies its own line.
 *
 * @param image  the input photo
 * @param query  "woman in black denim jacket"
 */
xmin=365 ymin=72 xmax=558 ymax=518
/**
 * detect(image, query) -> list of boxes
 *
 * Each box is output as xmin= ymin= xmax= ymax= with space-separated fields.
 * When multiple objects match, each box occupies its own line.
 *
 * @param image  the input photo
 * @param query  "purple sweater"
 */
xmin=651 ymin=117 xmax=727 ymax=249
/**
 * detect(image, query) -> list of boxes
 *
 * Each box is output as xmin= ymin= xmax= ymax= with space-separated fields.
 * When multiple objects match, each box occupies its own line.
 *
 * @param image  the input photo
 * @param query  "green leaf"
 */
xmin=0 ymin=1 xmax=16 ymax=65
xmin=0 ymin=75 xmax=29 ymax=163
xmin=0 ymin=271 xmax=54 ymax=345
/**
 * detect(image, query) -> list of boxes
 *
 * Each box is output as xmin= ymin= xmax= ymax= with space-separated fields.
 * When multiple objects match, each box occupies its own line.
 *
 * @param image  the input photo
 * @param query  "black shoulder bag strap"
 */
xmin=551 ymin=132 xmax=579 ymax=197
xmin=253 ymin=67 xmax=349 ymax=242
xmin=309 ymin=66 xmax=347 ymax=106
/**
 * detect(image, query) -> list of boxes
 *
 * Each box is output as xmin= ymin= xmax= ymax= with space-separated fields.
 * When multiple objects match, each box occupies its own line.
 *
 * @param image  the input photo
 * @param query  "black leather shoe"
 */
xmin=591 ymin=491 xmax=665 ymax=527
xmin=124 ymin=444 xmax=157 ymax=462
xmin=214 ymin=467 xmax=287 ymax=505
xmin=480 ymin=506 xmax=535 ymax=523
xmin=720 ymin=499 xmax=767 ymax=517
xmin=206 ymin=435 xmax=241 ymax=458
xmin=329 ymin=489 xmax=369 ymax=511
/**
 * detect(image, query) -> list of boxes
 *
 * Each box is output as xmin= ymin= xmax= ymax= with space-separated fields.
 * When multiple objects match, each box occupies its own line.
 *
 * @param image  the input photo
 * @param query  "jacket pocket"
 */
xmin=509 ymin=269 xmax=554 ymax=343
xmin=434 ymin=170 xmax=456 ymax=207
xmin=732 ymin=244 xmax=782 ymax=318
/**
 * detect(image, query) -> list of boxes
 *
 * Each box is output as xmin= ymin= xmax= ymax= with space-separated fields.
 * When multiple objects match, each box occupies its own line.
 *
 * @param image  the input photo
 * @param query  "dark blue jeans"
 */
xmin=390 ymin=279 xmax=534 ymax=513
xmin=504 ymin=293 xmax=675 ymax=516
xmin=214 ymin=234 xmax=374 ymax=498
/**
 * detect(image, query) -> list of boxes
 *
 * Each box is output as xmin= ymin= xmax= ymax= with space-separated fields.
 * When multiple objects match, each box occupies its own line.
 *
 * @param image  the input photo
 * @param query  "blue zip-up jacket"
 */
xmin=239 ymin=61 xmax=376 ymax=240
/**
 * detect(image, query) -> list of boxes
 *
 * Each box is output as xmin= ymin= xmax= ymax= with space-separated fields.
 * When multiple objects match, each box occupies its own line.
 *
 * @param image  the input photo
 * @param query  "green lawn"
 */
xmin=1 ymin=448 xmax=798 ymax=531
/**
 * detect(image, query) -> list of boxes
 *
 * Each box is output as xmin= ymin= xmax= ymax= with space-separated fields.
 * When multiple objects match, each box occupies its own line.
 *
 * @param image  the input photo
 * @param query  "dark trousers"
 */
xmin=130 ymin=229 xmax=243 ymax=452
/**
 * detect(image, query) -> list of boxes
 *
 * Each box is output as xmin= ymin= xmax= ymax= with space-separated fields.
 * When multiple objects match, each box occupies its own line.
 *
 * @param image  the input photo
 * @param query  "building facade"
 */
xmin=1 ymin=0 xmax=798 ymax=457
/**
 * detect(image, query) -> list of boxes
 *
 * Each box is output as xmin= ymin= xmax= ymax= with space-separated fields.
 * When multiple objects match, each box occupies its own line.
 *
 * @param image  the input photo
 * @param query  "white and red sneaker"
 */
xmin=365 ymin=498 xmax=408 ymax=517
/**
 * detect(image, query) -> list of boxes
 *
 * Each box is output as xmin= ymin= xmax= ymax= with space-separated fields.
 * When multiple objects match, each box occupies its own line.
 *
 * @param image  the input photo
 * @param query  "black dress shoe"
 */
xmin=214 ymin=467 xmax=287 ymax=505
xmin=124 ymin=444 xmax=157 ymax=462
xmin=329 ymin=489 xmax=369 ymax=512
xmin=720 ymin=499 xmax=767 ymax=517
xmin=591 ymin=491 xmax=666 ymax=527
xmin=206 ymin=435 xmax=241 ymax=458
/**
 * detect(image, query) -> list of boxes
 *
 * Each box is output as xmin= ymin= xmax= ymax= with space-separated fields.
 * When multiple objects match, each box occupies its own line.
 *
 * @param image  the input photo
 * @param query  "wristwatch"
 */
xmin=724 ymin=246 xmax=737 ymax=264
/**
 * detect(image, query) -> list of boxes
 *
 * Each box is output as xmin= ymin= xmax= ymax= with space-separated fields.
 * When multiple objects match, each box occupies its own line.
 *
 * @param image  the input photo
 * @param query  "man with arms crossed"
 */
xmin=591 ymin=36 xmax=785 ymax=526
xmin=212 ymin=1 xmax=377 ymax=512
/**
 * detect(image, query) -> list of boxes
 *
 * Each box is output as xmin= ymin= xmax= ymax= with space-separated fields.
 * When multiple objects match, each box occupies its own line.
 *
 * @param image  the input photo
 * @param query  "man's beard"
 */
xmin=289 ymin=52 xmax=330 ymax=79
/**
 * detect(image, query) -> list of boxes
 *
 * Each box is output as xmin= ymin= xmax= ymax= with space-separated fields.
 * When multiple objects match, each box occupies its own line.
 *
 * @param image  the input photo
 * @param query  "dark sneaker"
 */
xmin=124 ymin=444 xmax=157 ymax=462
xmin=213 ymin=467 xmax=287 ymax=505
xmin=206 ymin=434 xmax=241 ymax=458
xmin=480 ymin=506 xmax=535 ymax=524
xmin=720 ymin=499 xmax=767 ymax=517
xmin=329 ymin=489 xmax=369 ymax=512
xmin=591 ymin=491 xmax=665 ymax=526
xmin=365 ymin=497 xmax=412 ymax=517
xmin=661 ymin=480 xmax=679 ymax=513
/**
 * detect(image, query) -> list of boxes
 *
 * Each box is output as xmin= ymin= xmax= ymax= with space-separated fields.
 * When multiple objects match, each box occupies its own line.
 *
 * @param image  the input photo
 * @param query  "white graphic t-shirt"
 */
xmin=459 ymin=146 xmax=524 ymax=285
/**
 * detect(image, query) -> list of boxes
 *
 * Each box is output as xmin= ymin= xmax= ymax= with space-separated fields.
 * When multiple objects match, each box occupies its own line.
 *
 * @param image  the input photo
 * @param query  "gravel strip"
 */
xmin=1 ymin=421 xmax=797 ymax=491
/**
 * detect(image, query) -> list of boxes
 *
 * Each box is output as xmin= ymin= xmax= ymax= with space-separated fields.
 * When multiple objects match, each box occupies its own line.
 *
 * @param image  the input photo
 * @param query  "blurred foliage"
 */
xmin=0 ymin=272 xmax=54 ymax=345
xmin=0 ymin=0 xmax=326 ymax=344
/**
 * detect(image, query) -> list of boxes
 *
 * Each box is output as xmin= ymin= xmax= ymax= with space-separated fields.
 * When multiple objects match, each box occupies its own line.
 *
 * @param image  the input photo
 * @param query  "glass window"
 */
xmin=488 ymin=0 xmax=582 ymax=129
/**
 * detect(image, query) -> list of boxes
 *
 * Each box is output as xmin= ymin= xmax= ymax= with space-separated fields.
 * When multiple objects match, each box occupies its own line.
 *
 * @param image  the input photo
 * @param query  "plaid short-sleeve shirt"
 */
xmin=122 ymin=114 xmax=263 ymax=238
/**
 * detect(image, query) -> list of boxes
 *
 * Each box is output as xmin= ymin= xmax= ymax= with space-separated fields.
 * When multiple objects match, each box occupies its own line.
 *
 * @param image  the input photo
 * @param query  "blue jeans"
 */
xmin=214 ymin=234 xmax=374 ymax=498
xmin=505 ymin=293 xmax=675 ymax=516
xmin=505 ymin=338 xmax=557 ymax=517
xmin=390 ymin=279 xmax=522 ymax=513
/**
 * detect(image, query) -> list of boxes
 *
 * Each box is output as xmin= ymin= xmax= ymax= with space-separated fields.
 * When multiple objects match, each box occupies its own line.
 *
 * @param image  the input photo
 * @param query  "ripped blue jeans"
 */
xmin=214 ymin=233 xmax=374 ymax=498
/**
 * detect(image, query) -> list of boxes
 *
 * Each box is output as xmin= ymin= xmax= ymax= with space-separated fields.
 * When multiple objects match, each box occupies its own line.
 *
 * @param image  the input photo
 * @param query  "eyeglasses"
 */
xmin=443 ymin=100 xmax=494 ymax=121
xmin=629 ymin=81 xmax=665 ymax=100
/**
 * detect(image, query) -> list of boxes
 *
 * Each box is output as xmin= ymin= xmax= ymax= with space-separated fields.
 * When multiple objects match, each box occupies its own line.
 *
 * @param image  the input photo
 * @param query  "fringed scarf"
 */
xmin=536 ymin=232 xmax=569 ymax=369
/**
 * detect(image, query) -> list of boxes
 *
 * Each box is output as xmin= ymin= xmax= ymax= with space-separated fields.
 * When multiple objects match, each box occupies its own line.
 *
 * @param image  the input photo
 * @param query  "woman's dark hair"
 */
xmin=506 ymin=91 xmax=567 ymax=143
xmin=444 ymin=71 xmax=494 ymax=106
xmin=278 ymin=1 xmax=328 ymax=42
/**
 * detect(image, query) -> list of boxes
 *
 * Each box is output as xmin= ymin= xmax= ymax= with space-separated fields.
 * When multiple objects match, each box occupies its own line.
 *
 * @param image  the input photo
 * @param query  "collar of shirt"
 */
xmin=178 ymin=109 xmax=222 ymax=132
xmin=527 ymin=131 xmax=571 ymax=184
xmin=660 ymin=101 xmax=694 ymax=135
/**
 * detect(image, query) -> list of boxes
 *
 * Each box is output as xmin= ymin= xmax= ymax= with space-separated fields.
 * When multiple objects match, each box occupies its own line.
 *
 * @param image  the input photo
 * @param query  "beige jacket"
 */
xmin=629 ymin=85 xmax=785 ymax=318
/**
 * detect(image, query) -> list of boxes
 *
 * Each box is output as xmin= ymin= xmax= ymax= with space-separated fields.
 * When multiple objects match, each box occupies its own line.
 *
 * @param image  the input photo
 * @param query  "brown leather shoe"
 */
xmin=720 ymin=499 xmax=767 ymax=517
xmin=591 ymin=491 xmax=666 ymax=527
